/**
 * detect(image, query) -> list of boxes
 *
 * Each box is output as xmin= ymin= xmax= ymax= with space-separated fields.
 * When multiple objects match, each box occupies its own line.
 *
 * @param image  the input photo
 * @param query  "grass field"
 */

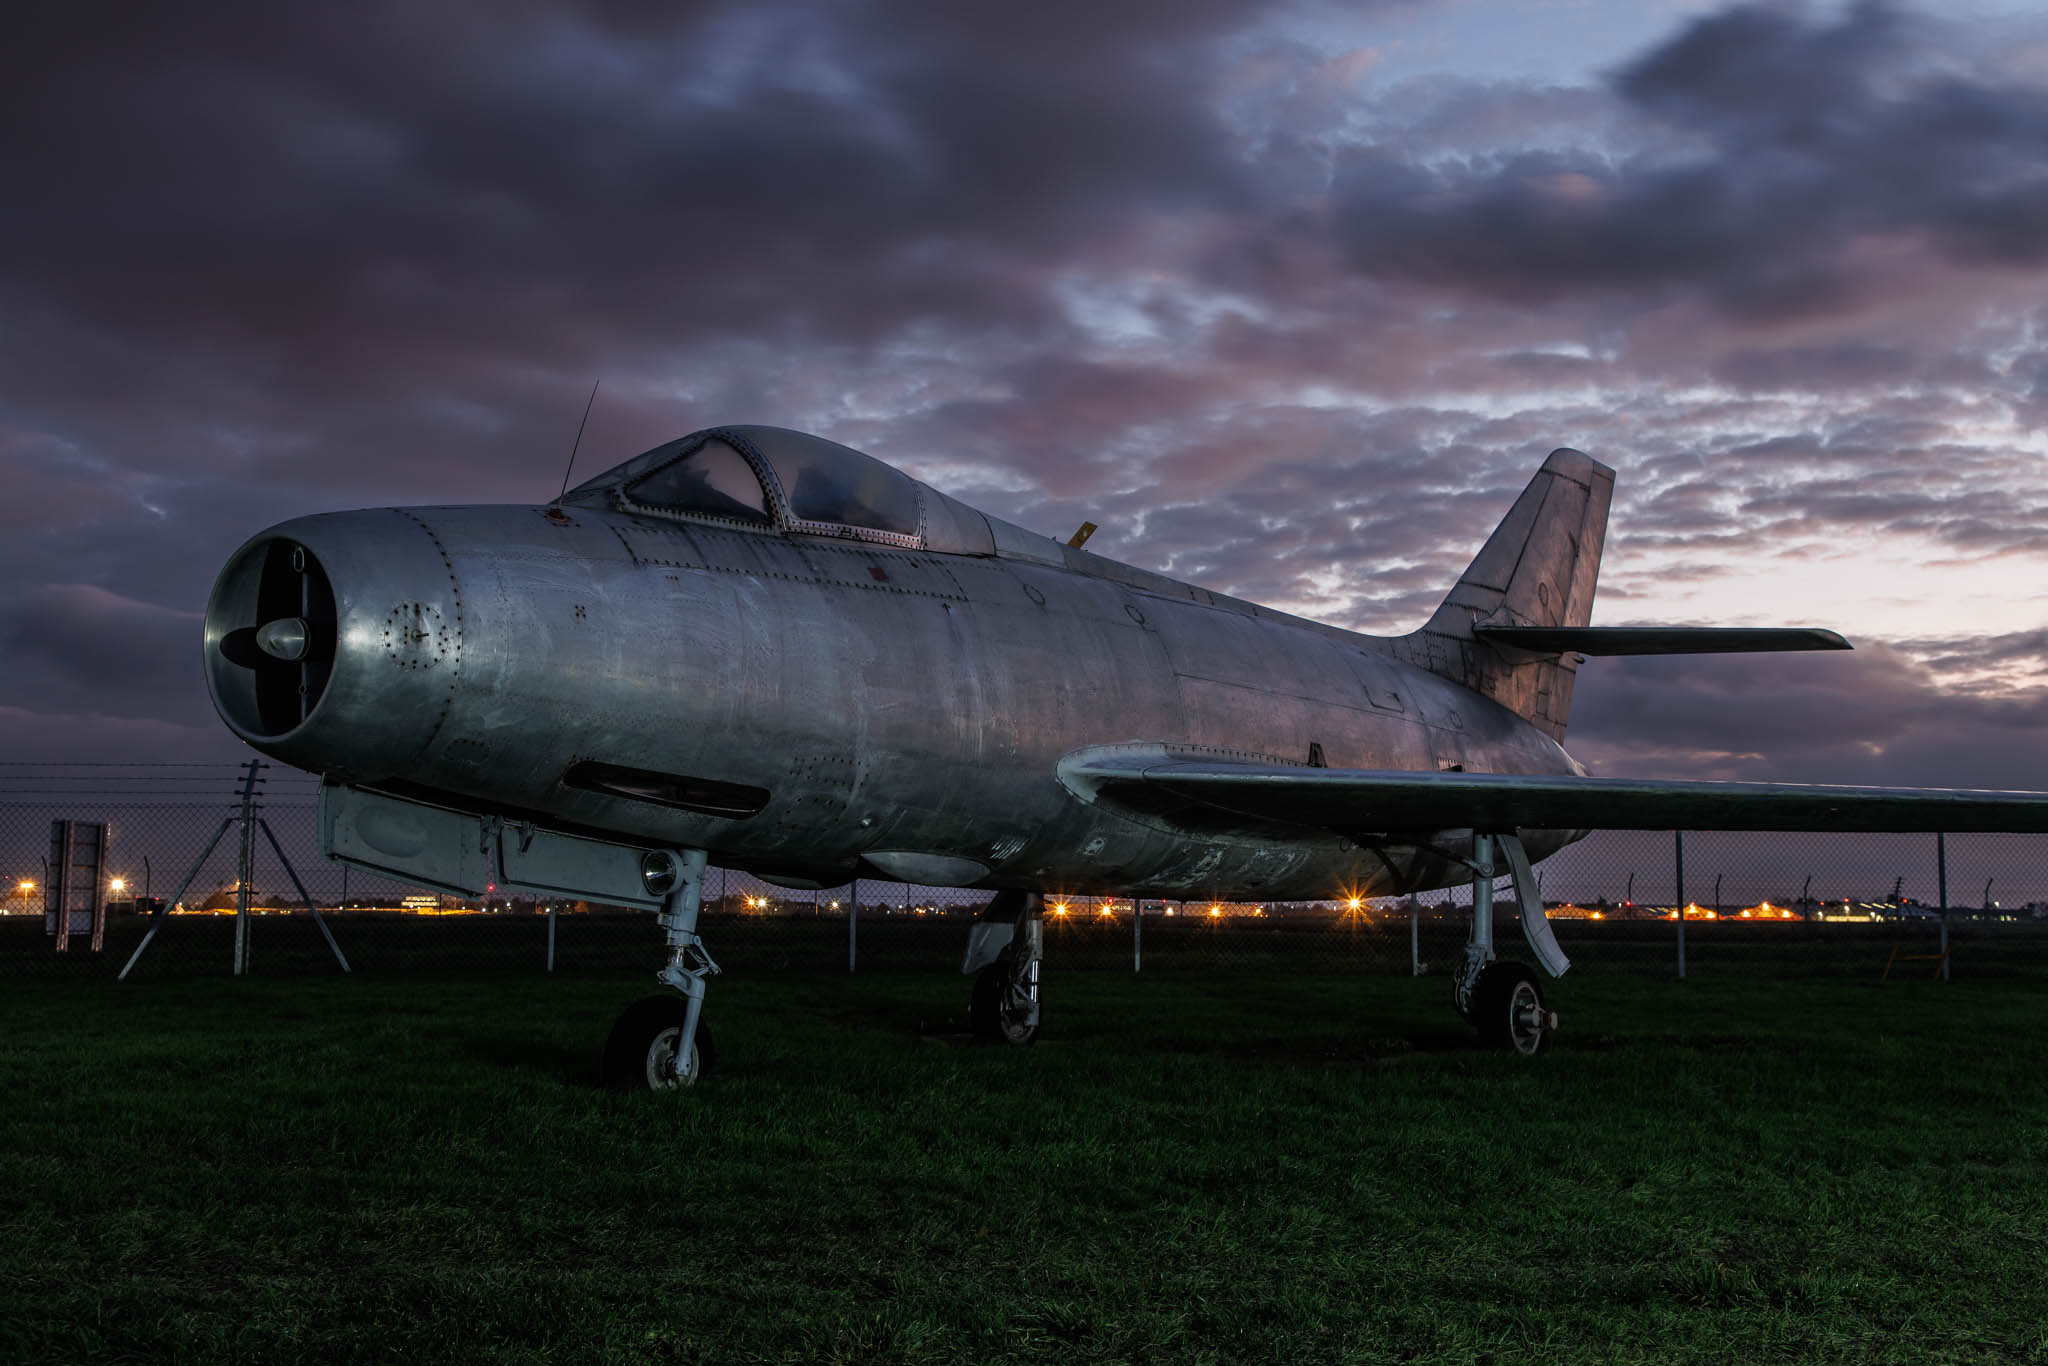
xmin=4 ymin=972 xmax=2047 ymax=1364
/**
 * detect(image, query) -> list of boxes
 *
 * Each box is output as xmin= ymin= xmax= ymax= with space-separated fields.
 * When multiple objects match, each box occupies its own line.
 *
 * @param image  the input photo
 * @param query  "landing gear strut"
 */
xmin=603 ymin=848 xmax=720 ymax=1091
xmin=1453 ymin=833 xmax=1563 ymax=1055
xmin=962 ymin=890 xmax=1043 ymax=1044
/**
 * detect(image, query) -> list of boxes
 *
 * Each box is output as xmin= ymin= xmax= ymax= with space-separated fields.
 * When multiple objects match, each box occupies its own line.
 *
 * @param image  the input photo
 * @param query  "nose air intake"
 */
xmin=206 ymin=539 xmax=338 ymax=738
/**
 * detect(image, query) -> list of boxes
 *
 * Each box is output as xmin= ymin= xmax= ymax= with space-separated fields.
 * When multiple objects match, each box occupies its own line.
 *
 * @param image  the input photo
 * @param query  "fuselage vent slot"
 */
xmin=564 ymin=761 xmax=769 ymax=819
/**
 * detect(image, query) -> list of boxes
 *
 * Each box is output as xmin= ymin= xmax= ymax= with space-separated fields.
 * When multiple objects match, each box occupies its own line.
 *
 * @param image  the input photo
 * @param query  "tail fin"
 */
xmin=1393 ymin=448 xmax=1614 ymax=742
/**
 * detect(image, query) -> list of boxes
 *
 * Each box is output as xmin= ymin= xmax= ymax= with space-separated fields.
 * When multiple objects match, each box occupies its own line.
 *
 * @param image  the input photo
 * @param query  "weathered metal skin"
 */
xmin=203 ymin=431 xmax=1596 ymax=902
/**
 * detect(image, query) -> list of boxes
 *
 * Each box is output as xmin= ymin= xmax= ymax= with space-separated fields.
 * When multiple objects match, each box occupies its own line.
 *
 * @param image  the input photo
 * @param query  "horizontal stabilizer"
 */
xmin=1059 ymin=749 xmax=2048 ymax=835
xmin=1474 ymin=626 xmax=1851 ymax=655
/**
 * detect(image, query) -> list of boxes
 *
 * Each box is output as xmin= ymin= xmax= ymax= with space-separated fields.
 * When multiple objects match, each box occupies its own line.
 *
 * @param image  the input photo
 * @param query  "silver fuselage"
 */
xmin=205 ymin=502 xmax=1583 ymax=901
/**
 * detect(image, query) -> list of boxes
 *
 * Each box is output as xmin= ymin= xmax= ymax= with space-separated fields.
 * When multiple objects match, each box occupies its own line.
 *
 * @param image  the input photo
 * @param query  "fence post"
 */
xmin=1133 ymin=896 xmax=1142 ymax=973
xmin=1410 ymin=897 xmax=1421 ymax=976
xmin=1937 ymin=833 xmax=1949 ymax=982
xmin=847 ymin=876 xmax=858 ymax=974
xmin=546 ymin=902 xmax=556 ymax=973
xmin=233 ymin=759 xmax=261 ymax=976
xmin=1674 ymin=829 xmax=1686 ymax=980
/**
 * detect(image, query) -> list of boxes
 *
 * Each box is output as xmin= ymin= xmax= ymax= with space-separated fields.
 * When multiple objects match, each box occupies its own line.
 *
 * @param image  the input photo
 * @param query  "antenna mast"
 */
xmin=554 ymin=379 xmax=601 ymax=504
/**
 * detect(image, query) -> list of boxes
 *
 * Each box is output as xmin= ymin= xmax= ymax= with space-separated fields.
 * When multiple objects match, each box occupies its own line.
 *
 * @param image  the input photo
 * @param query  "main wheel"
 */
xmin=1470 ymin=962 xmax=1552 ymax=1055
xmin=602 ymin=995 xmax=715 ymax=1091
xmin=971 ymin=960 xmax=1040 ymax=1045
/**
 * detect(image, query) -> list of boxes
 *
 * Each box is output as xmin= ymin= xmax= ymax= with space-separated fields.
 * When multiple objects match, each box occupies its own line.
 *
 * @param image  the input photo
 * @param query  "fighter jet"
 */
xmin=195 ymin=426 xmax=2048 ymax=1085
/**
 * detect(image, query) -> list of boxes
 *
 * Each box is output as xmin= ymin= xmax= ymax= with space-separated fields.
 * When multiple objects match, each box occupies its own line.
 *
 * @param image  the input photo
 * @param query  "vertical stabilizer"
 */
xmin=1392 ymin=449 xmax=1614 ymax=741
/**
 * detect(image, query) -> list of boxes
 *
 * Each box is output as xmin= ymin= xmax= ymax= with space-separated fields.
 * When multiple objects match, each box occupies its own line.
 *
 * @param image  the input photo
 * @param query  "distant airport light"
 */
xmin=1209 ymin=907 xmax=1221 ymax=918
xmin=109 ymin=877 xmax=126 ymax=894
xmin=1051 ymin=902 xmax=1069 ymax=917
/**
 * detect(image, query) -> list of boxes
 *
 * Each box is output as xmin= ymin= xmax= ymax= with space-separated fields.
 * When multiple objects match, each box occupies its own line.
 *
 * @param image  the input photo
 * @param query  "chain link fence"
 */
xmin=6 ymin=764 xmax=2046 ymax=980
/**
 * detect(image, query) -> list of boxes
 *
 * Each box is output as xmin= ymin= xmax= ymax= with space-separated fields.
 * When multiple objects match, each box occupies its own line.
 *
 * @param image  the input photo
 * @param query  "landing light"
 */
xmin=640 ymin=851 xmax=680 ymax=897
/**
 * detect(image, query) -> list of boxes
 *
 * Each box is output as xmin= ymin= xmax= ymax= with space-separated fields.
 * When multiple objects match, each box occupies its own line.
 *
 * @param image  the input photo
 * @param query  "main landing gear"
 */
xmin=962 ymin=890 xmax=1043 ymax=1044
xmin=1452 ymin=832 xmax=1567 ymax=1056
xmin=603 ymin=848 xmax=720 ymax=1091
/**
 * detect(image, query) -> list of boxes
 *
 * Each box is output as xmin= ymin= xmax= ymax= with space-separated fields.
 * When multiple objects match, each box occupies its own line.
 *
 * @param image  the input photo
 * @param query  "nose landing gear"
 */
xmin=604 ymin=848 xmax=720 ymax=1092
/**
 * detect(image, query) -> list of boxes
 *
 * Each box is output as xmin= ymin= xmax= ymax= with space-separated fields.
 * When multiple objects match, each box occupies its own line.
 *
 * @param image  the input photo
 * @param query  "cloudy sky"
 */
xmin=5 ymin=0 xmax=2046 ymax=789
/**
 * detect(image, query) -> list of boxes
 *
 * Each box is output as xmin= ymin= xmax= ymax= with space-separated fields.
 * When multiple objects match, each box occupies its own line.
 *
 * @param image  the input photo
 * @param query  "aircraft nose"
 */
xmin=204 ymin=509 xmax=457 ymax=777
xmin=206 ymin=536 xmax=338 ymax=739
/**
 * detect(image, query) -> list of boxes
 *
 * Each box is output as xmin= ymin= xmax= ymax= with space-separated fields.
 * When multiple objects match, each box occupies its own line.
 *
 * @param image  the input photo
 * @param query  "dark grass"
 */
xmin=5 ymin=973 xmax=2048 ymax=1364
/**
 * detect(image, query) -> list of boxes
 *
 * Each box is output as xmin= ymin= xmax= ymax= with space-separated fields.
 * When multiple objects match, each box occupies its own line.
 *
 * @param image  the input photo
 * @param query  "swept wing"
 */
xmin=1060 ymin=751 xmax=2048 ymax=835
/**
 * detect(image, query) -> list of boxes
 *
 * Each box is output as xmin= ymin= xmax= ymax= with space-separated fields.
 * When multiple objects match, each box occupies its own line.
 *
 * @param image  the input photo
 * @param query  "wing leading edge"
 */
xmin=1059 ymin=751 xmax=2048 ymax=836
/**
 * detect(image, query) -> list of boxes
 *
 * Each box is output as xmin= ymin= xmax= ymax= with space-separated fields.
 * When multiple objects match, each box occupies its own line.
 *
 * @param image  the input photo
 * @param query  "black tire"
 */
xmin=1470 ymin=961 xmax=1548 ymax=1055
xmin=971 ymin=962 xmax=1039 ymax=1045
xmin=601 ymin=994 xmax=715 ymax=1091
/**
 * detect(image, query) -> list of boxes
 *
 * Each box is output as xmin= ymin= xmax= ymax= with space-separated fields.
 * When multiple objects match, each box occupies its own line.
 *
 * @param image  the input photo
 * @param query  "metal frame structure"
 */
xmin=119 ymin=760 xmax=349 ymax=980
xmin=46 ymin=818 xmax=108 ymax=953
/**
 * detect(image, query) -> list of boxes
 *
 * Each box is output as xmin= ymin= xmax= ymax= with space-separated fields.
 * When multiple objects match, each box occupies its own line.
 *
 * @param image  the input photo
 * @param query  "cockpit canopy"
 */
xmin=565 ymin=424 xmax=989 ymax=552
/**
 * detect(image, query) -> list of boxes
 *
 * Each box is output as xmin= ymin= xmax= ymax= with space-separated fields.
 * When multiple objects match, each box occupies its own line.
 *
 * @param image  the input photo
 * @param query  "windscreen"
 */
xmin=623 ymin=439 xmax=771 ymax=524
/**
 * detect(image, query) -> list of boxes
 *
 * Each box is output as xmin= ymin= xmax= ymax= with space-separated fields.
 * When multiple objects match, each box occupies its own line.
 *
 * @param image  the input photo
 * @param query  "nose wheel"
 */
xmin=603 ymin=995 xmax=716 ymax=1090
